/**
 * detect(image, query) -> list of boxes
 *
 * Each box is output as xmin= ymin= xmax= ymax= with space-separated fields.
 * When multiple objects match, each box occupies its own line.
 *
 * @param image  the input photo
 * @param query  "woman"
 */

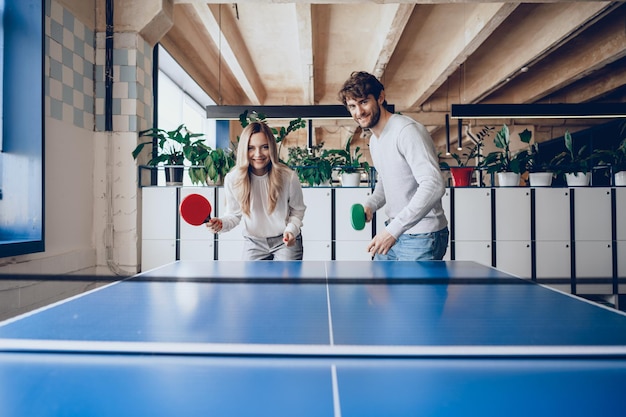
xmin=206 ymin=121 xmax=306 ymax=260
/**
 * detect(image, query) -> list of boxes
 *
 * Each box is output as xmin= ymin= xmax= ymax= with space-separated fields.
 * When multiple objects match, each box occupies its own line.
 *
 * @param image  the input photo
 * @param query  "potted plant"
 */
xmin=187 ymin=141 xmax=236 ymax=186
xmin=439 ymin=143 xmax=481 ymax=187
xmin=326 ymin=135 xmax=370 ymax=187
xmin=480 ymin=124 xmax=531 ymax=186
xmin=550 ymin=130 xmax=593 ymax=186
xmin=239 ymin=110 xmax=306 ymax=161
xmin=132 ymin=124 xmax=204 ymax=185
xmin=287 ymin=143 xmax=335 ymax=186
xmin=593 ymin=124 xmax=626 ymax=186
xmin=515 ymin=129 xmax=554 ymax=187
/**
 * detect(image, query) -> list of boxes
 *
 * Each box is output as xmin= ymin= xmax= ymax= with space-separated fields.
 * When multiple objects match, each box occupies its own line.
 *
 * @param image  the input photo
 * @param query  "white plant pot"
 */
xmin=341 ymin=172 xmax=362 ymax=187
xmin=529 ymin=172 xmax=553 ymax=187
xmin=497 ymin=172 xmax=520 ymax=187
xmin=615 ymin=171 xmax=626 ymax=186
xmin=565 ymin=172 xmax=590 ymax=187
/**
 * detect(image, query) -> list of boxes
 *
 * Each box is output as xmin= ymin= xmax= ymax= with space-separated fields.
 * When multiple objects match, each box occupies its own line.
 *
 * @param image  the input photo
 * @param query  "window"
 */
xmin=0 ymin=0 xmax=44 ymax=257
xmin=151 ymin=44 xmax=217 ymax=186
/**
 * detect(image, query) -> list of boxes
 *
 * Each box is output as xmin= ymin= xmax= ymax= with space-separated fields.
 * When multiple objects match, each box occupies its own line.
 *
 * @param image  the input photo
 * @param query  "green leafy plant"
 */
xmin=550 ymin=130 xmax=593 ymax=177
xmin=593 ymin=123 xmax=626 ymax=173
xmin=187 ymin=142 xmax=236 ymax=185
xmin=132 ymin=124 xmax=204 ymax=166
xmin=440 ymin=144 xmax=481 ymax=169
xmin=239 ymin=110 xmax=306 ymax=159
xmin=480 ymin=124 xmax=531 ymax=174
xmin=521 ymin=131 xmax=553 ymax=173
xmin=440 ymin=125 xmax=492 ymax=170
xmin=326 ymin=135 xmax=370 ymax=174
xmin=287 ymin=143 xmax=335 ymax=186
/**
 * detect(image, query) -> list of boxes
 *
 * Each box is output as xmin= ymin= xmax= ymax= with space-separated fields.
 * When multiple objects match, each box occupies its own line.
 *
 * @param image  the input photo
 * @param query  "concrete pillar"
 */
xmin=92 ymin=0 xmax=173 ymax=274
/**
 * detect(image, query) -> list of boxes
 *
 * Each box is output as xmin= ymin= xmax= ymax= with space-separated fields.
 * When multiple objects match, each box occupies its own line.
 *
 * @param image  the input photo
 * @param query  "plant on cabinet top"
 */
xmin=550 ymin=130 xmax=594 ymax=176
xmin=132 ymin=124 xmax=204 ymax=167
xmin=480 ymin=124 xmax=531 ymax=174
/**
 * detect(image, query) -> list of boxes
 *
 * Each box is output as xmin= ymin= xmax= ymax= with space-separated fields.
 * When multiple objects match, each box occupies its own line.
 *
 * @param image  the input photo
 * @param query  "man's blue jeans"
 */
xmin=374 ymin=227 xmax=449 ymax=261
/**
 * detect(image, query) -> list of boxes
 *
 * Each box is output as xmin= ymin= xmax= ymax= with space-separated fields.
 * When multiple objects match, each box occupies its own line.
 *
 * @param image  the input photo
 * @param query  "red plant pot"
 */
xmin=449 ymin=167 xmax=474 ymax=187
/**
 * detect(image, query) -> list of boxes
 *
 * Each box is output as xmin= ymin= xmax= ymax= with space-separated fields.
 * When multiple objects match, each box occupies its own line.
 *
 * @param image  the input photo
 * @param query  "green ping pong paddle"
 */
xmin=350 ymin=203 xmax=366 ymax=230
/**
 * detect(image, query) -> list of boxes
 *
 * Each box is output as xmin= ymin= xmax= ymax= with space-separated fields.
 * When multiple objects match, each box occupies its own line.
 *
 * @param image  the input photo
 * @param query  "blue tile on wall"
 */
xmin=62 ymin=84 xmax=73 ymax=105
xmin=62 ymin=45 xmax=74 ymax=68
xmin=119 ymin=66 xmax=136 ymax=83
xmin=128 ymin=82 xmax=137 ymax=100
xmin=112 ymin=98 xmax=122 ymax=115
xmin=84 ymin=28 xmax=95 ymax=46
xmin=83 ymin=61 xmax=94 ymax=78
xmin=62 ymin=8 xmax=75 ymax=32
xmin=95 ymin=65 xmax=104 ymax=83
xmin=113 ymin=49 xmax=129 ymax=66
xmin=50 ymin=97 xmax=63 ymax=121
xmin=96 ymin=114 xmax=105 ymax=131
xmin=73 ymin=35 xmax=85 ymax=58
xmin=49 ymin=59 xmax=63 ymax=81
xmin=84 ymin=95 xmax=94 ymax=113
xmin=49 ymin=20 xmax=63 ymax=44
xmin=73 ymin=71 xmax=84 ymax=92
xmin=129 ymin=115 xmax=138 ymax=132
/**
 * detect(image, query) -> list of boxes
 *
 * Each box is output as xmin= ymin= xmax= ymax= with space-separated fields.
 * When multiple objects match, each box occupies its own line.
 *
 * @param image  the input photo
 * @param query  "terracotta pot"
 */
xmin=449 ymin=167 xmax=474 ymax=187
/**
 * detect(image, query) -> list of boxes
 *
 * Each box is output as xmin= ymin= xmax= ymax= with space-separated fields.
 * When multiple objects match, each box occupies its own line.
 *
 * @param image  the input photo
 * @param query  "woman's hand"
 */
xmin=205 ymin=218 xmax=223 ymax=233
xmin=283 ymin=232 xmax=295 ymax=247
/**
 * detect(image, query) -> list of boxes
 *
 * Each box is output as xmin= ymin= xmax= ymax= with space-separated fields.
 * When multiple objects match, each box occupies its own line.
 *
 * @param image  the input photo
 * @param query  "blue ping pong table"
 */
xmin=1 ymin=260 xmax=626 ymax=417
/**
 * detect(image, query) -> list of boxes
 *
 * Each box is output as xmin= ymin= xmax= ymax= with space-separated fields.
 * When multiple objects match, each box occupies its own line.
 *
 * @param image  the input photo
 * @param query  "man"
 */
xmin=338 ymin=71 xmax=449 ymax=260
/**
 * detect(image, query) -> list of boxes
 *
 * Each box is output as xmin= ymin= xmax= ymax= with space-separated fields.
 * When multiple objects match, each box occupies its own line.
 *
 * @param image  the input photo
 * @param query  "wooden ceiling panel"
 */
xmin=164 ymin=1 xmax=626 ymax=134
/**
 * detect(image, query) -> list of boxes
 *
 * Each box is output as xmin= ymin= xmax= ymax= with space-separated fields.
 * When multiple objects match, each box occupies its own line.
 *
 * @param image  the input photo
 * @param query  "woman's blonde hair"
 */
xmin=232 ymin=121 xmax=290 ymax=215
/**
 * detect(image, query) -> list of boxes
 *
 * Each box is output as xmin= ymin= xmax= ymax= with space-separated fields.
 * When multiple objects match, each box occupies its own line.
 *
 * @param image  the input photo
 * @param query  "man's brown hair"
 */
xmin=338 ymin=71 xmax=387 ymax=107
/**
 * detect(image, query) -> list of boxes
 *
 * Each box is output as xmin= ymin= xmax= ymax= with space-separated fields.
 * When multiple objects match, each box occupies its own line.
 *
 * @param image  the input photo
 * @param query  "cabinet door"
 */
xmin=302 ymin=188 xmax=332 ymax=260
xmin=617 ymin=189 xmax=626 ymax=293
xmin=180 ymin=188 xmax=216 ymax=261
xmin=453 ymin=188 xmax=491 ymax=265
xmin=536 ymin=241 xmax=571 ymax=293
xmin=441 ymin=189 xmax=451 ymax=261
xmin=141 ymin=187 xmax=177 ymax=271
xmin=573 ymin=188 xmax=612 ymax=294
xmin=215 ymin=187 xmax=245 ymax=260
xmin=335 ymin=188 xmax=373 ymax=260
xmin=574 ymin=188 xmax=612 ymax=241
xmin=494 ymin=189 xmax=531 ymax=277
xmin=495 ymin=188 xmax=530 ymax=241
xmin=453 ymin=188 xmax=491 ymax=242
xmin=534 ymin=188 xmax=572 ymax=292
xmin=575 ymin=241 xmax=613 ymax=295
xmin=454 ymin=241 xmax=492 ymax=266
xmin=496 ymin=241 xmax=531 ymax=278
xmin=534 ymin=188 xmax=570 ymax=241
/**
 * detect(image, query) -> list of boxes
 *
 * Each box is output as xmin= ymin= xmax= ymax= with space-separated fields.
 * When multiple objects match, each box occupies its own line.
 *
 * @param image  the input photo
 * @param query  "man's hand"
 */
xmin=363 ymin=206 xmax=374 ymax=223
xmin=367 ymin=229 xmax=396 ymax=256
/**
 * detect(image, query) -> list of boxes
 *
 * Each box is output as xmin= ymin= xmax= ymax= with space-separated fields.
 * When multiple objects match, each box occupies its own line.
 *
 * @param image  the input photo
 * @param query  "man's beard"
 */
xmin=357 ymin=102 xmax=381 ymax=129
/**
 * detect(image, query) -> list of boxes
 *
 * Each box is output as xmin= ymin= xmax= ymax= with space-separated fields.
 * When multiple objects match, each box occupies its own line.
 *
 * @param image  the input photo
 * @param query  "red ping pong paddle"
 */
xmin=180 ymin=193 xmax=213 ymax=226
